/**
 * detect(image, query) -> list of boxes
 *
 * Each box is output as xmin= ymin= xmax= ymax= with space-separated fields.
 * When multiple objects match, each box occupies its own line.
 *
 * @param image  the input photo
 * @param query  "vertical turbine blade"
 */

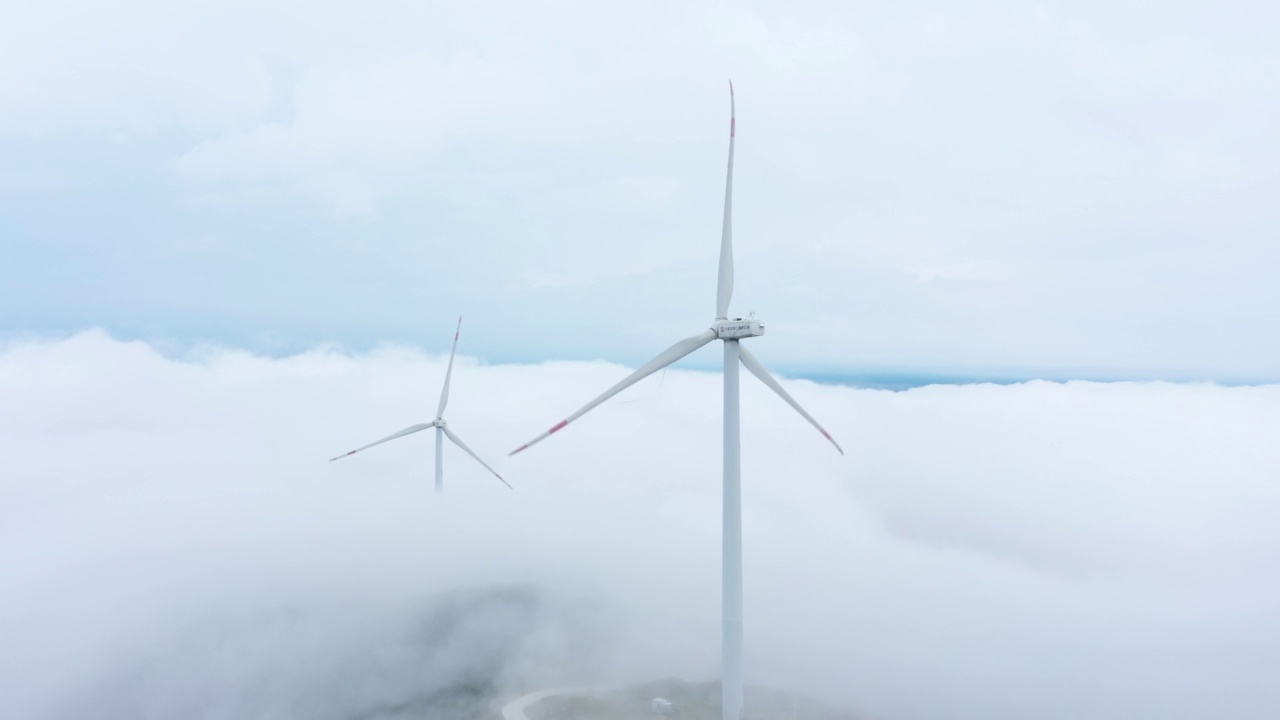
xmin=329 ymin=423 xmax=435 ymax=461
xmin=738 ymin=346 xmax=844 ymax=455
xmin=437 ymin=316 xmax=462 ymax=417
xmin=510 ymin=329 xmax=718 ymax=455
xmin=716 ymin=81 xmax=736 ymax=320
xmin=442 ymin=426 xmax=512 ymax=489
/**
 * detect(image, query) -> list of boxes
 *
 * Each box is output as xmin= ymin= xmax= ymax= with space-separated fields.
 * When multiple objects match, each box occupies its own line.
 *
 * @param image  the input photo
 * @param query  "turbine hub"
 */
xmin=434 ymin=418 xmax=447 ymax=428
xmin=714 ymin=317 xmax=766 ymax=340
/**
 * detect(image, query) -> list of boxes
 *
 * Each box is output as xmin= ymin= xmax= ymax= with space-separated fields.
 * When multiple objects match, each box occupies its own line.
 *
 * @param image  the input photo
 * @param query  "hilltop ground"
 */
xmin=524 ymin=679 xmax=861 ymax=720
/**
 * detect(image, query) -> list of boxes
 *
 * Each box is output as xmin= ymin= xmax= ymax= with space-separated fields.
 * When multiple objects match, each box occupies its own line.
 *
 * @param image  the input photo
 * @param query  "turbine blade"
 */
xmin=329 ymin=423 xmax=435 ymax=461
xmin=511 ymin=329 xmax=717 ymax=455
xmin=437 ymin=316 xmax=462 ymax=417
xmin=443 ymin=426 xmax=512 ymax=489
xmin=716 ymin=81 xmax=736 ymax=319
xmin=738 ymin=345 xmax=843 ymax=455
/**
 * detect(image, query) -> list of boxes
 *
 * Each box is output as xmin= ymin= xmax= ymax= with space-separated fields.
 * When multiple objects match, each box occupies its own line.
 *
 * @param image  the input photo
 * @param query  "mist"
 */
xmin=2 ymin=331 xmax=1278 ymax=719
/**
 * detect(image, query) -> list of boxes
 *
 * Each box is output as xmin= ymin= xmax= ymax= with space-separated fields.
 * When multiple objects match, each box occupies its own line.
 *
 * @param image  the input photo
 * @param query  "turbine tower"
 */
xmin=331 ymin=317 xmax=511 ymax=492
xmin=509 ymin=84 xmax=841 ymax=720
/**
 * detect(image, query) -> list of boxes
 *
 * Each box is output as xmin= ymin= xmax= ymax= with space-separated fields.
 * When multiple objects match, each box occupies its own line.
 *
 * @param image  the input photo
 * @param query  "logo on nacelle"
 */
xmin=716 ymin=320 xmax=766 ymax=340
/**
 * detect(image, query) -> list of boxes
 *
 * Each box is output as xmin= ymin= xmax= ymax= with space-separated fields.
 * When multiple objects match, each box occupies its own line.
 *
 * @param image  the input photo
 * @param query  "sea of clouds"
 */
xmin=2 ymin=331 xmax=1278 ymax=719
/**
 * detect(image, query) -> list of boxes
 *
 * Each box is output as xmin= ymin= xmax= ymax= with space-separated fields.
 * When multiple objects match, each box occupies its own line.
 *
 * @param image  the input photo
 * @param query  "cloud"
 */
xmin=50 ymin=586 xmax=610 ymax=720
xmin=2 ymin=332 xmax=1278 ymax=719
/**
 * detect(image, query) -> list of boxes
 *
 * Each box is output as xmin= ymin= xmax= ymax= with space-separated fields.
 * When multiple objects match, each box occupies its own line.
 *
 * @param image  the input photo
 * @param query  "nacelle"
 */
xmin=716 ymin=318 xmax=766 ymax=340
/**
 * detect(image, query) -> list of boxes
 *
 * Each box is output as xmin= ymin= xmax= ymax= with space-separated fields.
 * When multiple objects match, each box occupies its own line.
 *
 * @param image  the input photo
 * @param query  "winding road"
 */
xmin=500 ymin=687 xmax=593 ymax=720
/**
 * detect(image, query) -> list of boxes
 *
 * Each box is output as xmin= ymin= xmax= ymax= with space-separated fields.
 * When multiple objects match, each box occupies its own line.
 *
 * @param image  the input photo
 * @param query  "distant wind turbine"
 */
xmin=509 ymin=83 xmax=841 ymax=720
xmin=331 ymin=317 xmax=511 ymax=492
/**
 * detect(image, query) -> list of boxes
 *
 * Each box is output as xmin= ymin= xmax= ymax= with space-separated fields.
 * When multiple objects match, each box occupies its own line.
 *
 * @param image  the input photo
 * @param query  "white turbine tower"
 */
xmin=330 ymin=317 xmax=511 ymax=492
xmin=509 ymin=84 xmax=842 ymax=720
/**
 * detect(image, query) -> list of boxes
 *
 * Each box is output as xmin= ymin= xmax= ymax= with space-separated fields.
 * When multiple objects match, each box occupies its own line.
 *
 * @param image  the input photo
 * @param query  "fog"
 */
xmin=2 ymin=331 xmax=1278 ymax=719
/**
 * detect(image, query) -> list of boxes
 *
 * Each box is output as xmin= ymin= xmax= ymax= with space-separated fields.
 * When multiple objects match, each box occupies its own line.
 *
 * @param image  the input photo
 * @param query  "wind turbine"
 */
xmin=330 ymin=317 xmax=511 ymax=492
xmin=509 ymin=84 xmax=842 ymax=720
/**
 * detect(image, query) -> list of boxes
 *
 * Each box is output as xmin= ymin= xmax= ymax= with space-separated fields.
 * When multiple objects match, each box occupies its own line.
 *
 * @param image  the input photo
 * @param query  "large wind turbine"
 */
xmin=509 ymin=84 xmax=842 ymax=720
xmin=331 ymin=317 xmax=511 ymax=492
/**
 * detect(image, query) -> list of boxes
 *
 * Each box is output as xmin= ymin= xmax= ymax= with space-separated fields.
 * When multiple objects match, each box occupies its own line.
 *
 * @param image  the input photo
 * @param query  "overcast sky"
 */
xmin=2 ymin=1 xmax=1277 ymax=381
xmin=3 ymin=333 xmax=1278 ymax=719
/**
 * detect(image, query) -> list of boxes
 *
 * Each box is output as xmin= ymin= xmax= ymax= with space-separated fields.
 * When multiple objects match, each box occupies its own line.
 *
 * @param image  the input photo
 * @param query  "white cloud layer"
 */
xmin=2 ymin=332 xmax=1278 ymax=719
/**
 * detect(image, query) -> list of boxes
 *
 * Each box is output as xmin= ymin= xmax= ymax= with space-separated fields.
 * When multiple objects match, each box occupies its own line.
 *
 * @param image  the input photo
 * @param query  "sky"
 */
xmin=2 ymin=1 xmax=1278 ymax=381
xmin=2 ymin=333 xmax=1278 ymax=719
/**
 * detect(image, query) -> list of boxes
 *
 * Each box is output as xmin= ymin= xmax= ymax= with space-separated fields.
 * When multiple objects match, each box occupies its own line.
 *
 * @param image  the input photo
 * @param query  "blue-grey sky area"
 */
xmin=2 ymin=1 xmax=1278 ymax=383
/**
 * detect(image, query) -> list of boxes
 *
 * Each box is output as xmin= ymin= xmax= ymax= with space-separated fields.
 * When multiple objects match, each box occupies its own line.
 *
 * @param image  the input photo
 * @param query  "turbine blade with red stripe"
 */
xmin=443 ymin=426 xmax=512 ymax=489
xmin=738 ymin=345 xmax=843 ymax=455
xmin=329 ymin=423 xmax=435 ymax=461
xmin=510 ymin=329 xmax=717 ymax=455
